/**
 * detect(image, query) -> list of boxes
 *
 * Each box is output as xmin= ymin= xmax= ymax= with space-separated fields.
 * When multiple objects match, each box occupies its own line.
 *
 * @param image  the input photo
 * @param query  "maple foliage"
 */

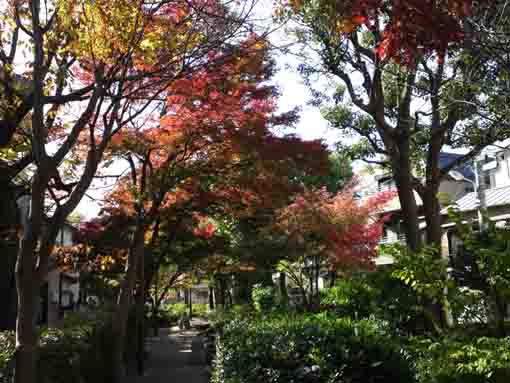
xmin=281 ymin=0 xmax=474 ymax=63
xmin=90 ymin=35 xmax=331 ymax=302
xmin=56 ymin=0 xmax=224 ymax=70
xmin=276 ymin=184 xmax=395 ymax=269
xmin=52 ymin=214 xmax=133 ymax=274
xmin=102 ymin=35 xmax=329 ymax=231
xmin=193 ymin=214 xmax=216 ymax=239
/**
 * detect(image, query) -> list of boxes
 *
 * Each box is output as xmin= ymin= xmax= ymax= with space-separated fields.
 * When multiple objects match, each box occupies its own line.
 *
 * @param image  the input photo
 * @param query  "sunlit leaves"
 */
xmin=280 ymin=0 xmax=474 ymax=64
xmin=57 ymin=0 xmax=200 ymax=68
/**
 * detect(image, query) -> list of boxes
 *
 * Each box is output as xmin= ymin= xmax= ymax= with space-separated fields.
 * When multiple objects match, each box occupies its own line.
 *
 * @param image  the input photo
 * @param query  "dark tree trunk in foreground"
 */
xmin=279 ymin=272 xmax=288 ymax=304
xmin=208 ymin=287 xmax=215 ymax=310
xmin=112 ymin=222 xmax=143 ymax=382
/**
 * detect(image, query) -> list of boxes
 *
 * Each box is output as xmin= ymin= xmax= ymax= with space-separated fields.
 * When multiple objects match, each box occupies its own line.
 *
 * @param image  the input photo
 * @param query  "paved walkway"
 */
xmin=126 ymin=321 xmax=209 ymax=383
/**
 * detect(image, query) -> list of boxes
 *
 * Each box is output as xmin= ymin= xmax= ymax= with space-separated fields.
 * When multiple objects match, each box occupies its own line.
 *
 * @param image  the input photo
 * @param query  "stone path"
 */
xmin=126 ymin=322 xmax=209 ymax=383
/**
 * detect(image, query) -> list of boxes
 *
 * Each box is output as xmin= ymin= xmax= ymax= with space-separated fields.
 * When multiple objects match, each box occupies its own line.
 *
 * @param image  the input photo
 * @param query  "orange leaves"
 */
xmin=53 ymin=244 xmax=89 ymax=272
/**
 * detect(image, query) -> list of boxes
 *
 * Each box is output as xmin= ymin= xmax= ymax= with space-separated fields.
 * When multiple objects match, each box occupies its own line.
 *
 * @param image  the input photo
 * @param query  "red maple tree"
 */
xmin=101 ymin=35 xmax=329 ymax=228
xmin=277 ymin=183 xmax=395 ymax=269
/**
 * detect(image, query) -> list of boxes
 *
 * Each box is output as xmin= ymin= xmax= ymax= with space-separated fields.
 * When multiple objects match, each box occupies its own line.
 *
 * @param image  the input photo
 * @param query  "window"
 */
xmin=483 ymin=173 xmax=492 ymax=189
xmin=383 ymin=226 xmax=389 ymax=239
xmin=378 ymin=178 xmax=395 ymax=192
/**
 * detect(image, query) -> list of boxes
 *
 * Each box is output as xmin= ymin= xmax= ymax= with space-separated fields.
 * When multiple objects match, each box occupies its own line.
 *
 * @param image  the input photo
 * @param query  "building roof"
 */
xmin=442 ymin=185 xmax=510 ymax=213
xmin=369 ymin=152 xmax=474 ymax=186
xmin=439 ymin=152 xmax=475 ymax=180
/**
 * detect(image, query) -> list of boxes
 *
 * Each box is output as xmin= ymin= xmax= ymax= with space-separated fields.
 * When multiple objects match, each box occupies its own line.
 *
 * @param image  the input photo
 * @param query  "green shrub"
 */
xmin=320 ymin=277 xmax=377 ymax=318
xmin=409 ymin=336 xmax=510 ymax=383
xmin=369 ymin=270 xmax=422 ymax=333
xmin=0 ymin=313 xmax=115 ymax=383
xmin=251 ymin=284 xmax=276 ymax=312
xmin=39 ymin=327 xmax=90 ymax=383
xmin=191 ymin=303 xmax=209 ymax=318
xmin=156 ymin=302 xmax=209 ymax=325
xmin=0 ymin=331 xmax=15 ymax=383
xmin=321 ymin=273 xmax=420 ymax=335
xmin=212 ymin=312 xmax=414 ymax=383
xmin=160 ymin=303 xmax=188 ymax=322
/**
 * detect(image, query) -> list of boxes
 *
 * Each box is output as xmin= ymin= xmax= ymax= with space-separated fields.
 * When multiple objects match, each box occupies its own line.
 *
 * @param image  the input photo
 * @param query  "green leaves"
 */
xmin=0 ymin=331 xmax=15 ymax=381
xmin=410 ymin=336 xmax=510 ymax=383
xmin=214 ymin=312 xmax=413 ymax=383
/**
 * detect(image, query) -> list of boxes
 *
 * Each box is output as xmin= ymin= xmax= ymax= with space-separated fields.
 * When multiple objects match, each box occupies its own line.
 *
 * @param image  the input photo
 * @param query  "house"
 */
xmin=359 ymin=149 xmax=510 ymax=264
xmin=16 ymin=195 xmax=80 ymax=328
xmin=41 ymin=222 xmax=81 ymax=327
xmin=441 ymin=148 xmax=510 ymax=259
xmin=357 ymin=153 xmax=475 ymax=252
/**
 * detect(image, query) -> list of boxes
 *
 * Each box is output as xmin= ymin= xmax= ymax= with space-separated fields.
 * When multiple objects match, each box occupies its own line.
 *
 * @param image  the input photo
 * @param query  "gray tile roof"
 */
xmin=445 ymin=185 xmax=510 ymax=213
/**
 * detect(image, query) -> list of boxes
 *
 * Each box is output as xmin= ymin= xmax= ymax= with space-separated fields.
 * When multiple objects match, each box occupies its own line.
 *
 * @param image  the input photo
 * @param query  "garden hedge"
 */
xmin=0 ymin=313 xmax=116 ymax=383
xmin=212 ymin=313 xmax=414 ymax=383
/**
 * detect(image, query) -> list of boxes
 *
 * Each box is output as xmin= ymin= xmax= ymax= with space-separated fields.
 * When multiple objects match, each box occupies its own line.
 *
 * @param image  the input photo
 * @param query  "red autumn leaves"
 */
xmin=373 ymin=0 xmax=473 ymax=63
xmin=277 ymin=185 xmax=395 ymax=269
xmin=288 ymin=0 xmax=474 ymax=64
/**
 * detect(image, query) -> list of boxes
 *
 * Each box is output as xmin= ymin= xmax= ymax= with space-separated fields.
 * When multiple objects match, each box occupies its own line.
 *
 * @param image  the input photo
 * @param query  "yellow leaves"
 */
xmin=58 ymin=0 xmax=146 ymax=63
xmin=99 ymin=255 xmax=115 ymax=271
xmin=144 ymin=228 xmax=154 ymax=245
xmin=252 ymin=40 xmax=267 ymax=50
xmin=0 ymin=147 xmax=20 ymax=161
xmin=140 ymin=38 xmax=156 ymax=51
xmin=55 ymin=0 xmax=206 ymax=71
xmin=3 ymin=63 xmax=13 ymax=74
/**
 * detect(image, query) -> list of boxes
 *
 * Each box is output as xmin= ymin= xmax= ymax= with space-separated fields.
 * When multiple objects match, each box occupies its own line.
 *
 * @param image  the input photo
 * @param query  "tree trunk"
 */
xmin=300 ymin=286 xmax=309 ymax=310
xmin=423 ymin=185 xmax=442 ymax=248
xmin=135 ymin=239 xmax=145 ymax=376
xmin=392 ymin=157 xmax=421 ymax=252
xmin=314 ymin=256 xmax=320 ymax=305
xmin=15 ymin=174 xmax=47 ymax=383
xmin=278 ymin=273 xmax=288 ymax=304
xmin=494 ymin=293 xmax=507 ymax=337
xmin=112 ymin=222 xmax=143 ymax=382
xmin=423 ymin=183 xmax=454 ymax=329
xmin=215 ymin=278 xmax=225 ymax=310
xmin=15 ymin=239 xmax=39 ymax=383
xmin=329 ymin=270 xmax=337 ymax=288
xmin=208 ymin=287 xmax=215 ymax=310
xmin=226 ymin=288 xmax=233 ymax=308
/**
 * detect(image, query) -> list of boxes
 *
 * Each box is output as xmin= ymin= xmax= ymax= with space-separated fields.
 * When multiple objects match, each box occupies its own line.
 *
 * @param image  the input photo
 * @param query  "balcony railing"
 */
xmin=379 ymin=233 xmax=407 ymax=245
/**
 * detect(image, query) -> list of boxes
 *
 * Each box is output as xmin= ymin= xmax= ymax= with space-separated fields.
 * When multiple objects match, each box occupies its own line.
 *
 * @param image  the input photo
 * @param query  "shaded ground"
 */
xmin=126 ymin=320 xmax=209 ymax=383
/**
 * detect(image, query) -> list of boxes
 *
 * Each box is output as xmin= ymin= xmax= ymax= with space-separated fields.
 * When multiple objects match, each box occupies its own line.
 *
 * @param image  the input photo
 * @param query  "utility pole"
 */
xmin=474 ymin=157 xmax=487 ymax=232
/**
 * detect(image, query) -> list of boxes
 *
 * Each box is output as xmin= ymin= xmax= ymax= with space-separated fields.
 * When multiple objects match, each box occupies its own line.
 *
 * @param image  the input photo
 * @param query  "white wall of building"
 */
xmin=55 ymin=225 xmax=74 ymax=246
xmin=489 ymin=150 xmax=510 ymax=188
